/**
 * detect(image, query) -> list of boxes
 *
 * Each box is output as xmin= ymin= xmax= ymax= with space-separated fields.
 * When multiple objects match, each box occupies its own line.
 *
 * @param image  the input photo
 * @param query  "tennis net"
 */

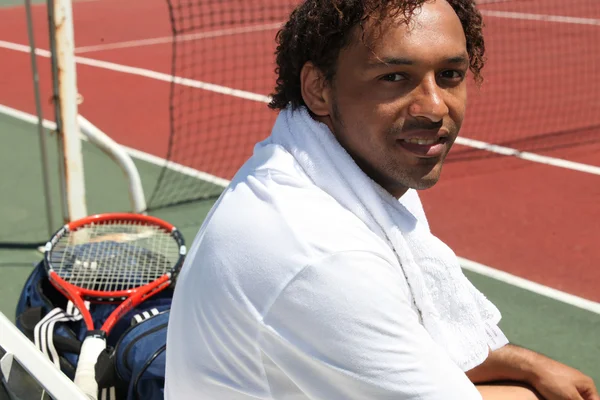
xmin=146 ymin=0 xmax=600 ymax=209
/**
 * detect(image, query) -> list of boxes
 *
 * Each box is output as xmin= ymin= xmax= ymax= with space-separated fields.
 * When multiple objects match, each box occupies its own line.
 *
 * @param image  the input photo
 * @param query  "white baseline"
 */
xmin=68 ymin=10 xmax=600 ymax=55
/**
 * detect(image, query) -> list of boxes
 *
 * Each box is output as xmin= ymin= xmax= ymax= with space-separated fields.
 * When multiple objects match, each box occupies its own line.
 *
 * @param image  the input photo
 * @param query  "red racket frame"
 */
xmin=43 ymin=213 xmax=185 ymax=334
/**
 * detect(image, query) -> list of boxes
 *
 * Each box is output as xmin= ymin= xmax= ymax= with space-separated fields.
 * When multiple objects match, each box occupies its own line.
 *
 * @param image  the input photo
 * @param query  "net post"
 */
xmin=47 ymin=0 xmax=87 ymax=223
xmin=24 ymin=0 xmax=56 ymax=235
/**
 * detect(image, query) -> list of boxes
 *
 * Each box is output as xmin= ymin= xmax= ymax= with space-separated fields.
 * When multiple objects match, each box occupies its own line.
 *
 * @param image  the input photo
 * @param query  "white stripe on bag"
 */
xmin=132 ymin=308 xmax=160 ymax=325
xmin=35 ymin=308 xmax=64 ymax=364
xmin=34 ymin=301 xmax=89 ymax=367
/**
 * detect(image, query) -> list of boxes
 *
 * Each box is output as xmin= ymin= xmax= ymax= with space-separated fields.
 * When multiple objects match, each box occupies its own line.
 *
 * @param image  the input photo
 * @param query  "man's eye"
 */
xmin=440 ymin=70 xmax=464 ymax=80
xmin=380 ymin=73 xmax=406 ymax=82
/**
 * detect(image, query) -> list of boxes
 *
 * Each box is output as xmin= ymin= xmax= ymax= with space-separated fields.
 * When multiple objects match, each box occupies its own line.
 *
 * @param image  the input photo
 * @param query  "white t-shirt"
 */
xmin=165 ymin=143 xmax=485 ymax=399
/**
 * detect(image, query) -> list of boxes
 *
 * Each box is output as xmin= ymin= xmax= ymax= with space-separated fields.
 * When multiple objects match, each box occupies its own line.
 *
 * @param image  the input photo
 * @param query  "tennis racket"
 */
xmin=43 ymin=213 xmax=186 ymax=399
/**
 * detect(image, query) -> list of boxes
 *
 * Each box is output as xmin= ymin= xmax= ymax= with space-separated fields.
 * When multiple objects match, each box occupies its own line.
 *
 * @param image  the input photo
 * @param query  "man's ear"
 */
xmin=300 ymin=62 xmax=331 ymax=117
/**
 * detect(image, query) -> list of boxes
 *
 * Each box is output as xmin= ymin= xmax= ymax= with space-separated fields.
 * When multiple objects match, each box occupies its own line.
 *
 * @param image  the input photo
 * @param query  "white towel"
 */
xmin=265 ymin=105 xmax=508 ymax=371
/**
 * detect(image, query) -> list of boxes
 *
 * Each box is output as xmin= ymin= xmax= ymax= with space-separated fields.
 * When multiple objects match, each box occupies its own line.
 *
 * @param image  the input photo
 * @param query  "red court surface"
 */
xmin=0 ymin=0 xmax=599 ymax=301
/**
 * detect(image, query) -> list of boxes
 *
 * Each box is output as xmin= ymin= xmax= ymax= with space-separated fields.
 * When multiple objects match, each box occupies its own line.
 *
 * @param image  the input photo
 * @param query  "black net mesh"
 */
xmin=146 ymin=0 xmax=599 ymax=210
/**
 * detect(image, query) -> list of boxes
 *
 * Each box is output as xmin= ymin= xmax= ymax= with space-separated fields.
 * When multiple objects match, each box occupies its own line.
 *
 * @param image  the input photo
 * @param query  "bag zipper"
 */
xmin=134 ymin=344 xmax=167 ymax=400
xmin=123 ymin=323 xmax=168 ymax=372
xmin=114 ymin=310 xmax=170 ymax=380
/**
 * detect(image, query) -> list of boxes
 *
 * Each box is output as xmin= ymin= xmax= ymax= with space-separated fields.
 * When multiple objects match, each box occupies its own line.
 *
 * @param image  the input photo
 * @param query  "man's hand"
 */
xmin=529 ymin=356 xmax=599 ymax=400
xmin=467 ymin=344 xmax=599 ymax=400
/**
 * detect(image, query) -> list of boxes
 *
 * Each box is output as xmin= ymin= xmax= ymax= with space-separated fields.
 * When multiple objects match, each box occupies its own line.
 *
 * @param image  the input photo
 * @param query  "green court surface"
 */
xmin=0 ymin=111 xmax=599 ymax=385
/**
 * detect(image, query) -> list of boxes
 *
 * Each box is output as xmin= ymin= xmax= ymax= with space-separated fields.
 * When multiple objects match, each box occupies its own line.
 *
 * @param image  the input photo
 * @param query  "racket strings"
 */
xmin=50 ymin=221 xmax=180 ymax=292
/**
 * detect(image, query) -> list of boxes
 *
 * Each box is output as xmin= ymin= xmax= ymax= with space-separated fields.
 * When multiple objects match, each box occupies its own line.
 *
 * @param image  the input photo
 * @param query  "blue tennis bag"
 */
xmin=114 ymin=309 xmax=169 ymax=400
xmin=15 ymin=260 xmax=172 ymax=400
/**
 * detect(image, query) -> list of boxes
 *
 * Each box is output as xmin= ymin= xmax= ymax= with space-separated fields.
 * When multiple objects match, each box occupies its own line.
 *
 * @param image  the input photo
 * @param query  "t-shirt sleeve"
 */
xmin=258 ymin=251 xmax=483 ymax=400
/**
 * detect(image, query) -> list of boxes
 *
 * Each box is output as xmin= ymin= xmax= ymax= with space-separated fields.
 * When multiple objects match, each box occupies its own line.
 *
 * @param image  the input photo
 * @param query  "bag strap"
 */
xmin=34 ymin=301 xmax=89 ymax=367
xmin=99 ymin=385 xmax=117 ymax=400
xmin=33 ymin=301 xmax=119 ymax=400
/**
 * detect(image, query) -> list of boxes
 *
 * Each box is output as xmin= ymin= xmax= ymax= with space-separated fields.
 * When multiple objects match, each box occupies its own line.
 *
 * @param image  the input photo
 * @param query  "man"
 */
xmin=165 ymin=0 xmax=599 ymax=399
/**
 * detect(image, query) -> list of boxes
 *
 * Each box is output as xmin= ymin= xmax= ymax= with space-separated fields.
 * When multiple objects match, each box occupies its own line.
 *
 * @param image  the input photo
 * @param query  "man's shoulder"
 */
xmin=180 ymin=143 xmax=396 ymax=311
xmin=209 ymin=143 xmax=390 ymax=259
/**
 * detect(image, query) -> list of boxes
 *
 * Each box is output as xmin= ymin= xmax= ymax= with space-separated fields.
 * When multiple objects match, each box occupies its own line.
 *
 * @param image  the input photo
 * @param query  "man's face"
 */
xmin=320 ymin=0 xmax=468 ymax=197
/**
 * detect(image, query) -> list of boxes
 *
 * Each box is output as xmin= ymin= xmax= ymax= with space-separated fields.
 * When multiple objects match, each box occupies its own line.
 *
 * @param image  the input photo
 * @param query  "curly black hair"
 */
xmin=268 ymin=0 xmax=485 ymax=110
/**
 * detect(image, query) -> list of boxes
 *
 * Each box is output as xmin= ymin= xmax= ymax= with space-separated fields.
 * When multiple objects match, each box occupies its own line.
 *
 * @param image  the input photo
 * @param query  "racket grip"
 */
xmin=74 ymin=332 xmax=106 ymax=400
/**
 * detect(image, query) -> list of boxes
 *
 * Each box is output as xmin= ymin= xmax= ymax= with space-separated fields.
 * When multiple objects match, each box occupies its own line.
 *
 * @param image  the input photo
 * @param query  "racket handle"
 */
xmin=74 ymin=332 xmax=106 ymax=400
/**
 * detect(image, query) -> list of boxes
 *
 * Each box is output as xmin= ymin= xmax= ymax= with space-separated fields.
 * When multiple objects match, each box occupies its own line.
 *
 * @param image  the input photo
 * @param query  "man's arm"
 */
xmin=467 ymin=344 xmax=599 ymax=400
xmin=466 ymin=344 xmax=537 ymax=384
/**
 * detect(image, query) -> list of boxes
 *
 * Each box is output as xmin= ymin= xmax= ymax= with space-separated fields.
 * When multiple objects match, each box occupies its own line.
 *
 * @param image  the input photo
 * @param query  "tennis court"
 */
xmin=0 ymin=0 xmax=599 ymax=389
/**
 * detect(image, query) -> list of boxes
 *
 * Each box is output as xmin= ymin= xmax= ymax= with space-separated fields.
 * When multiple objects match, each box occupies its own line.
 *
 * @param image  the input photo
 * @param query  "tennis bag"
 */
xmin=15 ymin=260 xmax=172 ymax=400
xmin=113 ymin=309 xmax=169 ymax=400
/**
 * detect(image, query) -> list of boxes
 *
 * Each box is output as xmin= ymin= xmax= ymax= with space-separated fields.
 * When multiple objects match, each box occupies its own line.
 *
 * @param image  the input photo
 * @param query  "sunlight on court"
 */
xmin=0 ymin=0 xmax=598 ymax=396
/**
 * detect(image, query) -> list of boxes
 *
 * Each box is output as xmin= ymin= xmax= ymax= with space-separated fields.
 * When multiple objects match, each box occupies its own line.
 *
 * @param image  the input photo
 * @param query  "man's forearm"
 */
xmin=466 ymin=344 xmax=541 ymax=385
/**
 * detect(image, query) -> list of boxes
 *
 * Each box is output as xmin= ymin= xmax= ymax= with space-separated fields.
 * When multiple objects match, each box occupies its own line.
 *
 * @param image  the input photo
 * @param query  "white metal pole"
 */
xmin=25 ymin=0 xmax=56 ymax=235
xmin=78 ymin=115 xmax=148 ymax=214
xmin=49 ymin=0 xmax=87 ymax=222
xmin=0 ymin=312 xmax=90 ymax=399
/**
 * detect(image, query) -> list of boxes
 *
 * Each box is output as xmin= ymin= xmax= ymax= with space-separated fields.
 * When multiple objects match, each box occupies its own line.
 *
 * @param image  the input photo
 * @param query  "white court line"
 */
xmin=1 ymin=103 xmax=598 ymax=315
xmin=0 ymin=104 xmax=230 ymax=189
xmin=459 ymin=257 xmax=600 ymax=315
xmin=0 ymin=0 xmax=99 ymax=9
xmin=0 ymin=40 xmax=269 ymax=103
xmin=1 ymin=39 xmax=598 ymax=176
xmin=74 ymin=22 xmax=283 ymax=54
xmin=71 ymin=9 xmax=599 ymax=55
xmin=454 ymin=137 xmax=600 ymax=175
xmin=480 ymin=10 xmax=600 ymax=26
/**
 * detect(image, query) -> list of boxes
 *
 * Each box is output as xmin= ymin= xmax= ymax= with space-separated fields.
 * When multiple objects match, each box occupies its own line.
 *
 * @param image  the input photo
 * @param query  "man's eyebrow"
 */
xmin=365 ymin=54 xmax=470 ymax=69
xmin=366 ymin=57 xmax=414 ymax=68
xmin=446 ymin=55 xmax=469 ymax=65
